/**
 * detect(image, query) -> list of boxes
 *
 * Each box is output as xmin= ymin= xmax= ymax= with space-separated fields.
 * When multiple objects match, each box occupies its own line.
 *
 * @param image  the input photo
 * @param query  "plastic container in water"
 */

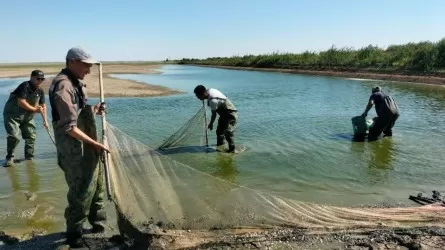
xmin=351 ymin=116 xmax=374 ymax=136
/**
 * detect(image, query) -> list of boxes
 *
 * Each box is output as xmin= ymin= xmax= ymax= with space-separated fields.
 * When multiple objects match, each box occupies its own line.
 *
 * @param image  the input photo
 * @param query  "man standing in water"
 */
xmin=3 ymin=70 xmax=48 ymax=166
xmin=362 ymin=86 xmax=399 ymax=141
xmin=49 ymin=46 xmax=108 ymax=247
xmin=194 ymin=85 xmax=238 ymax=153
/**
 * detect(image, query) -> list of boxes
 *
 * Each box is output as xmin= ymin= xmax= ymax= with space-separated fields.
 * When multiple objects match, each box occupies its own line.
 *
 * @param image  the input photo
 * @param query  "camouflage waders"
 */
xmin=212 ymin=98 xmax=238 ymax=151
xmin=53 ymin=105 xmax=106 ymax=237
xmin=2 ymin=89 xmax=40 ymax=160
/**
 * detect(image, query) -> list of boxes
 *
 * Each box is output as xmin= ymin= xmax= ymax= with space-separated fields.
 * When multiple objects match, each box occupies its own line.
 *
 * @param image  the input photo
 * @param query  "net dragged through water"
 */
xmin=157 ymin=106 xmax=208 ymax=151
xmin=102 ymin=107 xmax=445 ymax=248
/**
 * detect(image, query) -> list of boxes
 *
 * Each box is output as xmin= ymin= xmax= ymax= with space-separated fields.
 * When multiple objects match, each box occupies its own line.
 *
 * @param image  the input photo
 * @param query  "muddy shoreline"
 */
xmin=192 ymin=65 xmax=445 ymax=86
xmin=153 ymin=226 xmax=445 ymax=250
xmin=2 ymin=225 xmax=444 ymax=249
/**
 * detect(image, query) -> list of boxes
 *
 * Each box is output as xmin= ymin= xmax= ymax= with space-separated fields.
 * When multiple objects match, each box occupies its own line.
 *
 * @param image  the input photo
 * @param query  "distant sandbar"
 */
xmin=0 ymin=63 xmax=184 ymax=98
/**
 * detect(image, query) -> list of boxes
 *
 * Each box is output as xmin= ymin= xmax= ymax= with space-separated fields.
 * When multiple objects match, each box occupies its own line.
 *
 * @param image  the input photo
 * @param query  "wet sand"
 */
xmin=195 ymin=65 xmax=445 ymax=86
xmin=0 ymin=63 xmax=184 ymax=98
xmin=2 ymin=200 xmax=443 ymax=249
xmin=147 ymin=226 xmax=445 ymax=250
xmin=2 ymin=220 xmax=444 ymax=249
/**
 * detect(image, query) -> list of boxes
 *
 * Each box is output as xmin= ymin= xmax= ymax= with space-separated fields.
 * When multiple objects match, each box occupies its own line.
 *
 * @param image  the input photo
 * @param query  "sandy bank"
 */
xmin=194 ymin=65 xmax=445 ymax=86
xmin=2 ymin=222 xmax=445 ymax=249
xmin=1 ymin=186 xmax=444 ymax=249
xmin=0 ymin=64 xmax=184 ymax=98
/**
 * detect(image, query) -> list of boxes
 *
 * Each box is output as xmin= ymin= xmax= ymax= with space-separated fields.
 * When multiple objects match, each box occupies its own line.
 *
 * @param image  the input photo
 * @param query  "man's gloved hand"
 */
xmin=208 ymin=123 xmax=213 ymax=130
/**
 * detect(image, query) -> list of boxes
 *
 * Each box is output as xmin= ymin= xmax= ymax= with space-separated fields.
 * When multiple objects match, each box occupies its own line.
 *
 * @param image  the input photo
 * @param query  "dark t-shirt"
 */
xmin=369 ymin=91 xmax=398 ymax=116
xmin=11 ymin=81 xmax=45 ymax=105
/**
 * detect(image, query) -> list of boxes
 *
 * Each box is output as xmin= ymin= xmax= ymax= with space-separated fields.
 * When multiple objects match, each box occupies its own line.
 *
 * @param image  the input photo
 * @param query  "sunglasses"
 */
xmin=36 ymin=78 xmax=45 ymax=81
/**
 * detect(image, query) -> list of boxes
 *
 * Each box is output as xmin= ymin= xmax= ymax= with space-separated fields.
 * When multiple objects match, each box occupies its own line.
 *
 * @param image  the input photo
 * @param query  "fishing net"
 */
xmin=157 ymin=105 xmax=208 ymax=150
xmin=103 ymin=117 xmax=445 ymax=248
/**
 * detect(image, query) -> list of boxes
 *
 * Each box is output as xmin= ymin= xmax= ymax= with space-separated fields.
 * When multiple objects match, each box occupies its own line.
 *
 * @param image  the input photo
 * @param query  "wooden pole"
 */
xmin=41 ymin=113 xmax=56 ymax=145
xmin=98 ymin=63 xmax=112 ymax=201
xmin=203 ymin=100 xmax=209 ymax=148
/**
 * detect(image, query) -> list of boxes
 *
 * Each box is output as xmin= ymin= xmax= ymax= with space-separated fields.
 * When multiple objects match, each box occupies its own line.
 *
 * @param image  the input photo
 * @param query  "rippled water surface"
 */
xmin=1 ymin=65 xmax=445 ymax=233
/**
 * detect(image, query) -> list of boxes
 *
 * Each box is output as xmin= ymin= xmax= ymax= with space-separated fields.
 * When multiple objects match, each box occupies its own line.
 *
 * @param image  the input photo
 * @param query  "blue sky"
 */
xmin=1 ymin=0 xmax=444 ymax=63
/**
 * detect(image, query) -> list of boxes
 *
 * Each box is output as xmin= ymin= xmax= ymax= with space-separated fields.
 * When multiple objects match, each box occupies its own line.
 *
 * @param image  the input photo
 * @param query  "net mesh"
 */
xmin=105 ymin=124 xmax=445 ymax=231
xmin=101 ymin=107 xmax=445 ymax=248
xmin=157 ymin=105 xmax=208 ymax=150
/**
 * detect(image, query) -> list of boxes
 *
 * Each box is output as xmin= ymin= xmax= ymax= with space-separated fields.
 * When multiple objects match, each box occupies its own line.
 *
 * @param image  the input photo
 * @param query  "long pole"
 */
xmin=203 ymin=100 xmax=209 ymax=148
xmin=98 ymin=63 xmax=112 ymax=201
xmin=41 ymin=113 xmax=55 ymax=145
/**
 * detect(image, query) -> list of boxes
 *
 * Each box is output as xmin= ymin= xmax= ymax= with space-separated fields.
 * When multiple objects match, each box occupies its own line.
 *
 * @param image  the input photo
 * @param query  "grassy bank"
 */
xmin=177 ymin=38 xmax=445 ymax=81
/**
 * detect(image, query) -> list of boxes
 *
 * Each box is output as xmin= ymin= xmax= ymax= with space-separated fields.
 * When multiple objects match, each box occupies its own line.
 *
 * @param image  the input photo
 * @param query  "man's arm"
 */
xmin=53 ymin=80 xmax=107 ymax=151
xmin=209 ymin=110 xmax=217 ymax=126
xmin=15 ymin=84 xmax=40 ymax=112
xmin=207 ymin=100 xmax=218 ymax=130
xmin=67 ymin=126 xmax=103 ymax=147
xmin=17 ymin=98 xmax=40 ymax=112
xmin=362 ymin=97 xmax=374 ymax=116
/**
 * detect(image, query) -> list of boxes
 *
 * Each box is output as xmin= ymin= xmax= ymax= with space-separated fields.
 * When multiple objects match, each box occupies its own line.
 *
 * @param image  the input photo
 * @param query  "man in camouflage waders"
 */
xmin=194 ymin=85 xmax=238 ymax=153
xmin=49 ymin=47 xmax=108 ymax=248
xmin=3 ymin=70 xmax=48 ymax=166
xmin=362 ymin=86 xmax=400 ymax=141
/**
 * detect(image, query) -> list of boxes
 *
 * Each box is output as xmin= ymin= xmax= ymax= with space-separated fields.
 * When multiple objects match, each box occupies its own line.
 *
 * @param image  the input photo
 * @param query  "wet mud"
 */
xmin=1 ymin=191 xmax=443 ymax=249
xmin=138 ymin=226 xmax=445 ymax=250
xmin=1 ymin=221 xmax=445 ymax=249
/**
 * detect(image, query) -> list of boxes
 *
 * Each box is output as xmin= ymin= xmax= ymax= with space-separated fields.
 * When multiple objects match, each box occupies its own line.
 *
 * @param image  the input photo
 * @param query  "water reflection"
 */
xmin=350 ymin=137 xmax=396 ymax=185
xmin=212 ymin=153 xmax=238 ymax=183
xmin=5 ymin=161 xmax=40 ymax=196
xmin=3 ymin=161 xmax=57 ymax=232
xmin=368 ymin=138 xmax=396 ymax=169
xmin=6 ymin=164 xmax=21 ymax=192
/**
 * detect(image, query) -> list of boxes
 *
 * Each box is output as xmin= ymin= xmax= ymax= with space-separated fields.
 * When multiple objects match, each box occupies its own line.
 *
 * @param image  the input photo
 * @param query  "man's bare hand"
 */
xmin=93 ymin=142 xmax=110 ymax=154
xmin=34 ymin=106 xmax=43 ymax=113
xmin=93 ymin=102 xmax=106 ymax=115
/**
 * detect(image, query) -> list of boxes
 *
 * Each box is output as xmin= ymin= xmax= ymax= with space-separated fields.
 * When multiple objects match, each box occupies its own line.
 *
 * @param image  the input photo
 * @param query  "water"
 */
xmin=1 ymin=65 xmax=445 ymax=234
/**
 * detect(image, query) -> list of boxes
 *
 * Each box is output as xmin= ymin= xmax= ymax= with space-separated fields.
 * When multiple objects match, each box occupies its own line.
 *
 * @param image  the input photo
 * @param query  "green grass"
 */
xmin=177 ymin=38 xmax=445 ymax=75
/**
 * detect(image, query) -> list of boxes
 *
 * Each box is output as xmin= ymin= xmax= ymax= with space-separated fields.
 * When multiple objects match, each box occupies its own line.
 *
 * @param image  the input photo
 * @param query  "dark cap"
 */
xmin=66 ymin=46 xmax=99 ymax=64
xmin=31 ymin=70 xmax=44 ymax=78
xmin=372 ymin=86 xmax=381 ymax=93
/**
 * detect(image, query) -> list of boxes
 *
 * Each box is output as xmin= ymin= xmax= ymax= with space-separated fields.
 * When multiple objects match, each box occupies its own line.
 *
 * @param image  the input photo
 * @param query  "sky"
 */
xmin=1 ymin=0 xmax=444 ymax=63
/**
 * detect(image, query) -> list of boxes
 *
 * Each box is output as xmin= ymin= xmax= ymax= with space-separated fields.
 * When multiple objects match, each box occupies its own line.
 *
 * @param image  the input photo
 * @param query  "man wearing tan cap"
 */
xmin=48 ymin=46 xmax=108 ymax=247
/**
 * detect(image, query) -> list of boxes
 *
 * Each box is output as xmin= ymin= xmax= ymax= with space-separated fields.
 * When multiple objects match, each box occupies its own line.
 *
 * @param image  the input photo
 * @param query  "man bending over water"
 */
xmin=362 ymin=86 xmax=400 ymax=141
xmin=194 ymin=85 xmax=238 ymax=153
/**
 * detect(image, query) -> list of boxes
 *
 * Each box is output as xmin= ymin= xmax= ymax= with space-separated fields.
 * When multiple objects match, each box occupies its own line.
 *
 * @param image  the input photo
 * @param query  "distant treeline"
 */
xmin=177 ymin=38 xmax=445 ymax=74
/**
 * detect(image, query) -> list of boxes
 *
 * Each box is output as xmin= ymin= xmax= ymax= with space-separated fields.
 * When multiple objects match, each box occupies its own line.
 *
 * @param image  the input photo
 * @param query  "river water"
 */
xmin=1 ymin=64 xmax=444 ymax=234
